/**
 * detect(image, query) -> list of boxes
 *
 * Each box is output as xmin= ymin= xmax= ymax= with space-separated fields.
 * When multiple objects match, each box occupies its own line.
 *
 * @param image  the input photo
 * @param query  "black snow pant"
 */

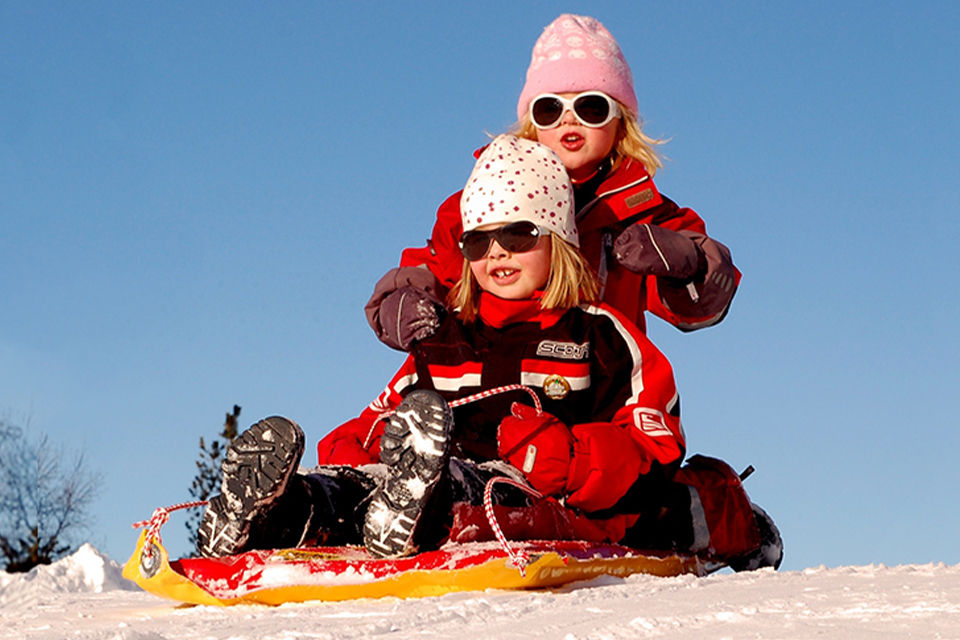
xmin=244 ymin=458 xmax=531 ymax=551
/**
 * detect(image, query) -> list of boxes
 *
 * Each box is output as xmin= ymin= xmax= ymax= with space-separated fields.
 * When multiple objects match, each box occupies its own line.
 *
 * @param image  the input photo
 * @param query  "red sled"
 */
xmin=122 ymin=531 xmax=707 ymax=606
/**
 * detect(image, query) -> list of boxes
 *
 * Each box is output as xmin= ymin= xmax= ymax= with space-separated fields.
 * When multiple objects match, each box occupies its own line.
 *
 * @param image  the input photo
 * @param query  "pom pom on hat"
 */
xmin=517 ymin=14 xmax=637 ymax=121
xmin=461 ymin=135 xmax=578 ymax=247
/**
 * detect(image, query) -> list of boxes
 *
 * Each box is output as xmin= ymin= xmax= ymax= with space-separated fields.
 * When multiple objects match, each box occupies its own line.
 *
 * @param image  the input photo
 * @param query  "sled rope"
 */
xmin=450 ymin=384 xmax=543 ymax=413
xmin=483 ymin=476 xmax=546 ymax=577
xmin=364 ymin=384 xmax=543 ymax=449
xmin=452 ymin=385 xmax=547 ymax=575
xmin=132 ymin=500 xmax=209 ymax=561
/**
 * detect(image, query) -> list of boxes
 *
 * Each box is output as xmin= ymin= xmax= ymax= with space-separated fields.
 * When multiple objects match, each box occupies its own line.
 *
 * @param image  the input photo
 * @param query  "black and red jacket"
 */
xmin=322 ymin=293 xmax=762 ymax=560
xmin=318 ymin=292 xmax=685 ymax=512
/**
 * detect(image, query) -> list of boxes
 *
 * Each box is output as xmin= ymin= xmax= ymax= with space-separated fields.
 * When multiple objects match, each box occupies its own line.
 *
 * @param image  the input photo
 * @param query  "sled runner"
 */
xmin=123 ymin=528 xmax=705 ymax=606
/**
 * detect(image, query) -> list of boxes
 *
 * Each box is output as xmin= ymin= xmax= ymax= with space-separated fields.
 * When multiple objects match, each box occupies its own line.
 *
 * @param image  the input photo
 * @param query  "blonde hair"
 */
xmin=449 ymin=235 xmax=600 ymax=323
xmin=511 ymin=99 xmax=665 ymax=176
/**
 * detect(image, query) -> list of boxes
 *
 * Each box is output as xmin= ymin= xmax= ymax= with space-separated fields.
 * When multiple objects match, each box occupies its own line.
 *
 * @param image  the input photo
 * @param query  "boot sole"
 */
xmin=197 ymin=416 xmax=304 ymax=557
xmin=363 ymin=390 xmax=453 ymax=558
xmin=196 ymin=494 xmax=248 ymax=557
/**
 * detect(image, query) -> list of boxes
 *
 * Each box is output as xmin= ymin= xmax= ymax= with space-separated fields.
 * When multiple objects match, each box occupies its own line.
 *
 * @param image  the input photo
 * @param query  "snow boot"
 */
xmin=363 ymin=390 xmax=454 ymax=558
xmin=196 ymin=416 xmax=305 ymax=557
xmin=727 ymin=504 xmax=783 ymax=571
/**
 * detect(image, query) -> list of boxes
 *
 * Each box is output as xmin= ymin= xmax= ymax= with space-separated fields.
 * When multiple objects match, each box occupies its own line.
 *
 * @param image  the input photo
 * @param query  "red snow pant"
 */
xmin=448 ymin=455 xmax=761 ymax=562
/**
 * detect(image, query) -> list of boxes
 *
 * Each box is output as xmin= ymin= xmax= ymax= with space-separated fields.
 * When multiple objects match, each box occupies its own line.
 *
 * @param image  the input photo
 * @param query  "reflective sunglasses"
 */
xmin=459 ymin=221 xmax=548 ymax=261
xmin=529 ymin=91 xmax=621 ymax=129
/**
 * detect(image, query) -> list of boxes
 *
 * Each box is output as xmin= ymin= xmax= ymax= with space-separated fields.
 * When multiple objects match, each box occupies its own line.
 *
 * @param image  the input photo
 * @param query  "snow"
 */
xmin=2 ymin=546 xmax=960 ymax=639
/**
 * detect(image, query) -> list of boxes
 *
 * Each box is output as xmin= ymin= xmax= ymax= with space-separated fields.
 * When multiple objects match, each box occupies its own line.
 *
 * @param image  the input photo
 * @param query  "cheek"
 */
xmin=520 ymin=246 xmax=552 ymax=287
xmin=534 ymin=128 xmax=560 ymax=152
xmin=587 ymin=124 xmax=618 ymax=155
xmin=534 ymin=261 xmax=552 ymax=288
xmin=598 ymin=120 xmax=620 ymax=157
xmin=469 ymin=260 xmax=487 ymax=282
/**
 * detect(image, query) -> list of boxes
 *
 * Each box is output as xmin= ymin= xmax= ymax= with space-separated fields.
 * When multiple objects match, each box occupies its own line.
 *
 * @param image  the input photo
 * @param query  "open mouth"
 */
xmin=560 ymin=133 xmax=584 ymax=150
xmin=491 ymin=268 xmax=520 ymax=283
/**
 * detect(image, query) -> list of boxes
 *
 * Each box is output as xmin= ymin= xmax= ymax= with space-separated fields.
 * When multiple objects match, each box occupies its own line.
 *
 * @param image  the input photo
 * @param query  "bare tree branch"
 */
xmin=0 ymin=417 xmax=103 ymax=573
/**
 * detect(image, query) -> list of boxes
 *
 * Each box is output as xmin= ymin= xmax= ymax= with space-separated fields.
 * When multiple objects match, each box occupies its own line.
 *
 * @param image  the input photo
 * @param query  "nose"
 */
xmin=560 ymin=108 xmax=578 ymax=125
xmin=486 ymin=239 xmax=509 ymax=259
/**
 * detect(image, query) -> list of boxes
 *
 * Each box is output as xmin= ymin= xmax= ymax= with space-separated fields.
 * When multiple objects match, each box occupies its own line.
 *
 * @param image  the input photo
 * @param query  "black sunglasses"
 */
xmin=458 ymin=221 xmax=547 ymax=261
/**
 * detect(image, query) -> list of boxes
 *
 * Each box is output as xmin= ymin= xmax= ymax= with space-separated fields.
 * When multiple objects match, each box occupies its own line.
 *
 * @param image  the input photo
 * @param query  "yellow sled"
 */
xmin=123 ymin=530 xmax=706 ymax=606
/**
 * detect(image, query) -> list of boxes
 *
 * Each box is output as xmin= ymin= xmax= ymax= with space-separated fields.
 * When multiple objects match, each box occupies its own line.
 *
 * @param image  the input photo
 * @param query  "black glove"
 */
xmin=613 ymin=224 xmax=705 ymax=280
xmin=376 ymin=286 xmax=443 ymax=351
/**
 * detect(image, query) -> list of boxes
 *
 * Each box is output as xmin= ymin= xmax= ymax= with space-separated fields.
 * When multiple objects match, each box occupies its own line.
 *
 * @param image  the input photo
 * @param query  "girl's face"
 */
xmin=469 ymin=229 xmax=552 ymax=300
xmin=534 ymin=92 xmax=620 ymax=182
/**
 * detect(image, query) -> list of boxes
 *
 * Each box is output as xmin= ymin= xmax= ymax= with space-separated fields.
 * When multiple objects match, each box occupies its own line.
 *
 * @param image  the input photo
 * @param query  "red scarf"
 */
xmin=476 ymin=291 xmax=566 ymax=329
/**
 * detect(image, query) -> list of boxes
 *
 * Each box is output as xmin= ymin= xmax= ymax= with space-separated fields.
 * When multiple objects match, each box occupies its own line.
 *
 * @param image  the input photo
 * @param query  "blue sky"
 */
xmin=2 ymin=1 xmax=958 ymax=572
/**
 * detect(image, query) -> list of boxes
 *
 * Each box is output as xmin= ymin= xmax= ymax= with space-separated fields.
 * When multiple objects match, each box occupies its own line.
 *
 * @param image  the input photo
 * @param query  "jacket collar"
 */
xmin=576 ymin=158 xmax=661 ymax=231
xmin=477 ymin=291 xmax=565 ymax=329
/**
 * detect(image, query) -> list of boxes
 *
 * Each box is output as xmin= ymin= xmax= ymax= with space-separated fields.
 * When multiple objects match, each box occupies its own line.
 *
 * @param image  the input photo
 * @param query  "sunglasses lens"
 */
xmin=531 ymin=96 xmax=564 ymax=128
xmin=460 ymin=231 xmax=493 ymax=261
xmin=573 ymin=94 xmax=611 ymax=125
xmin=497 ymin=221 xmax=540 ymax=253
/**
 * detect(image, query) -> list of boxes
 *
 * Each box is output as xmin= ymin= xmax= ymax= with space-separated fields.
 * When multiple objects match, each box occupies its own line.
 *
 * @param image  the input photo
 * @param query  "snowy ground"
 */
xmin=1 ymin=545 xmax=959 ymax=640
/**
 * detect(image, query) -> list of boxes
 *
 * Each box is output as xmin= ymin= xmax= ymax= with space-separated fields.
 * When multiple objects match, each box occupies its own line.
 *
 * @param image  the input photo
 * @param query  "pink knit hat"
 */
xmin=516 ymin=14 xmax=637 ymax=121
xmin=461 ymin=135 xmax=578 ymax=246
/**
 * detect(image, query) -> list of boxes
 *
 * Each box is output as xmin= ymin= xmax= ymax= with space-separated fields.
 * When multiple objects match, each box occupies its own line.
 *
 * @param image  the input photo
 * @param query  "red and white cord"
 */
xmin=132 ymin=500 xmax=209 ymax=560
xmin=364 ymin=384 xmax=542 ymax=449
xmin=483 ymin=476 xmax=545 ymax=576
xmin=451 ymin=384 xmax=542 ymax=414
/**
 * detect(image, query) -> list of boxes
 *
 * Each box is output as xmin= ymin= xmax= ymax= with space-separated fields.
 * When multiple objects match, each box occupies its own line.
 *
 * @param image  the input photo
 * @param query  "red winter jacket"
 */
xmin=317 ymin=293 xmax=685 ymax=514
xmin=394 ymin=156 xmax=740 ymax=334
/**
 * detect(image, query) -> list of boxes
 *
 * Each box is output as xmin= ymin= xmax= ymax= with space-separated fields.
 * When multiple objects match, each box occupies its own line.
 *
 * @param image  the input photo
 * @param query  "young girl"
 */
xmin=196 ymin=136 xmax=780 ymax=570
xmin=367 ymin=14 xmax=740 ymax=352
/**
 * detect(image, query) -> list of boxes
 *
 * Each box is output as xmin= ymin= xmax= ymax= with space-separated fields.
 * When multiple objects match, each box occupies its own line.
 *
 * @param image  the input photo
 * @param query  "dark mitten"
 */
xmin=497 ymin=403 xmax=573 ymax=496
xmin=365 ymin=267 xmax=446 ymax=351
xmin=377 ymin=285 xmax=443 ymax=351
xmin=613 ymin=223 xmax=705 ymax=280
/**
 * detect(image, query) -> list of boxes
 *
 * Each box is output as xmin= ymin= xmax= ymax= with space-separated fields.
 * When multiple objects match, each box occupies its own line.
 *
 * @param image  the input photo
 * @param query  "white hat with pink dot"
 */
xmin=460 ymin=135 xmax=578 ymax=247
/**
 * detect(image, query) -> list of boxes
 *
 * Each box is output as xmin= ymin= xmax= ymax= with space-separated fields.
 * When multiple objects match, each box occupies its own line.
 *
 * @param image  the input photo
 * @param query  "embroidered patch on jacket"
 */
xmin=542 ymin=374 xmax=571 ymax=400
xmin=632 ymin=407 xmax=674 ymax=437
xmin=624 ymin=188 xmax=655 ymax=209
xmin=427 ymin=361 xmax=482 ymax=392
xmin=535 ymin=340 xmax=590 ymax=360
xmin=520 ymin=359 xmax=590 ymax=397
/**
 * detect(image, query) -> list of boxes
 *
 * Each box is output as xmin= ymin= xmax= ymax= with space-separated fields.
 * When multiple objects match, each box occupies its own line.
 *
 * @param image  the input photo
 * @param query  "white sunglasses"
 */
xmin=528 ymin=91 xmax=621 ymax=129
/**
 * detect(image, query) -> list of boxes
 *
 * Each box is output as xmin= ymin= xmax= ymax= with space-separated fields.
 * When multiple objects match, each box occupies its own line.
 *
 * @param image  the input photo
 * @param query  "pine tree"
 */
xmin=184 ymin=405 xmax=241 ymax=555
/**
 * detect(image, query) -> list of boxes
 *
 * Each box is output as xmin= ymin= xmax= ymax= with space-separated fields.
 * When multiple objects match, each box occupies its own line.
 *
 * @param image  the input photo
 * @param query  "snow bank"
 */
xmin=0 ymin=544 xmax=134 ymax=609
xmin=2 ymin=544 xmax=959 ymax=639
